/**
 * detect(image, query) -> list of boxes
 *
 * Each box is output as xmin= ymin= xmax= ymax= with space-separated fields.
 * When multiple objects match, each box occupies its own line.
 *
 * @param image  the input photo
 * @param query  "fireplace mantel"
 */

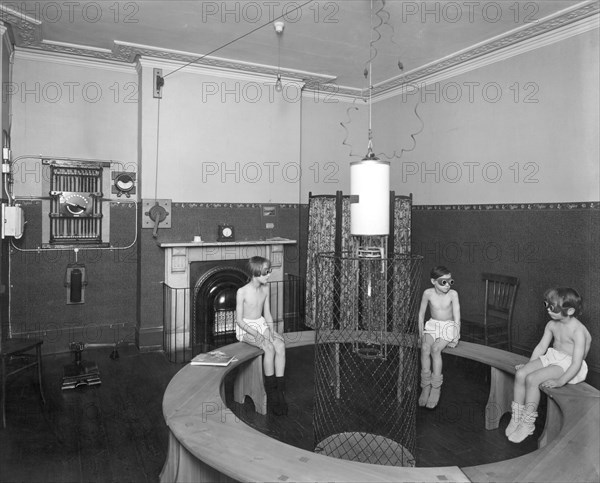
xmin=159 ymin=238 xmax=296 ymax=289
xmin=159 ymin=238 xmax=296 ymax=249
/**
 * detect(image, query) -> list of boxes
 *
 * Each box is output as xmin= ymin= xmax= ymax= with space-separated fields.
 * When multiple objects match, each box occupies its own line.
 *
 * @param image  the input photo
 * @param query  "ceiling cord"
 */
xmin=163 ymin=0 xmax=315 ymax=80
xmin=154 ymin=98 xmax=161 ymax=201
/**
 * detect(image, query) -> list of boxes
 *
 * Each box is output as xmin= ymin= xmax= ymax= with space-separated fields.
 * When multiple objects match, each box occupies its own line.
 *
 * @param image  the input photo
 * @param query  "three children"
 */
xmin=234 ymin=256 xmax=592 ymax=440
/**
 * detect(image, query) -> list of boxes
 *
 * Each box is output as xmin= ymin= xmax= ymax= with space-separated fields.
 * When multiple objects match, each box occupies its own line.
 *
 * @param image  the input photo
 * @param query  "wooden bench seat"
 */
xmin=161 ymin=331 xmax=600 ymax=483
xmin=444 ymin=343 xmax=529 ymax=430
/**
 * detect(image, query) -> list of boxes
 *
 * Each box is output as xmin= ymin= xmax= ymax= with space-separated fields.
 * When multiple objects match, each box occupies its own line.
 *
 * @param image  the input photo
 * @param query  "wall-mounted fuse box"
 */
xmin=1 ymin=203 xmax=25 ymax=239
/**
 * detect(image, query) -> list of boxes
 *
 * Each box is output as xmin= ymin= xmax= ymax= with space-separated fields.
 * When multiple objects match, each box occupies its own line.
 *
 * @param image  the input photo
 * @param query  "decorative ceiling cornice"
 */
xmin=38 ymin=39 xmax=129 ymax=62
xmin=369 ymin=0 xmax=600 ymax=99
xmin=114 ymin=41 xmax=336 ymax=87
xmin=0 ymin=22 xmax=15 ymax=59
xmin=1 ymin=1 xmax=598 ymax=100
xmin=0 ymin=6 xmax=41 ymax=46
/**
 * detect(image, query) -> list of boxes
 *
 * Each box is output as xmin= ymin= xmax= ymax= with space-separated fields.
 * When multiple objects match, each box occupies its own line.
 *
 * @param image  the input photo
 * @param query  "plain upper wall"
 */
xmin=9 ymin=53 xmax=138 ymax=196
xmin=7 ymin=26 xmax=599 ymax=206
xmin=375 ymin=28 xmax=599 ymax=205
xmin=137 ymin=66 xmax=303 ymax=203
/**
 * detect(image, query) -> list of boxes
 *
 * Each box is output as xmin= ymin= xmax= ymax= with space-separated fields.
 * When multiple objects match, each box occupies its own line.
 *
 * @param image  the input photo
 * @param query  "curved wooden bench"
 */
xmin=161 ymin=331 xmax=599 ymax=483
xmin=444 ymin=344 xmax=600 ymax=483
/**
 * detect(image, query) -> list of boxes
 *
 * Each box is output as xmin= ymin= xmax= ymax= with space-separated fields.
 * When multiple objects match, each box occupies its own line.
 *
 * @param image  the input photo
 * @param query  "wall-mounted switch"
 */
xmin=142 ymin=199 xmax=172 ymax=228
xmin=1 ymin=203 xmax=25 ymax=239
xmin=153 ymin=68 xmax=164 ymax=98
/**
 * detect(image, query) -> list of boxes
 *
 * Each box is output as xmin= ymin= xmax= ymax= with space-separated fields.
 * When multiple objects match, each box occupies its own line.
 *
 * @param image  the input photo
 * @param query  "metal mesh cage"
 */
xmin=313 ymin=251 xmax=423 ymax=467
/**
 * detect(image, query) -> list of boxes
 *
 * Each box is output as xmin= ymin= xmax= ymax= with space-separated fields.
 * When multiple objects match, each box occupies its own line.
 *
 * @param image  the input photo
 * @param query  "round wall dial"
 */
xmin=59 ymin=192 xmax=93 ymax=217
xmin=113 ymin=172 xmax=136 ymax=197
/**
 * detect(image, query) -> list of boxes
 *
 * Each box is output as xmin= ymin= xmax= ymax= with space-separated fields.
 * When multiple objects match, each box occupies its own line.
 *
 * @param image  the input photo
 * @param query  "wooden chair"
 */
xmin=1 ymin=337 xmax=46 ymax=428
xmin=461 ymin=273 xmax=519 ymax=351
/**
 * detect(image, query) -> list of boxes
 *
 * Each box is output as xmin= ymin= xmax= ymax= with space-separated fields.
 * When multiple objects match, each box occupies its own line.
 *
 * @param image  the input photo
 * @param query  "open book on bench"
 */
xmin=191 ymin=350 xmax=236 ymax=367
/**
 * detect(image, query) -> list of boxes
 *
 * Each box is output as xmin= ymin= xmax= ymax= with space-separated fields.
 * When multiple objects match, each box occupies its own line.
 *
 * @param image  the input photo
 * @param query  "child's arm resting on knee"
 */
xmin=262 ymin=288 xmax=277 ymax=342
xmin=450 ymin=292 xmax=461 ymax=347
xmin=515 ymin=323 xmax=554 ymax=370
xmin=528 ymin=322 xmax=554 ymax=362
xmin=417 ymin=291 xmax=429 ymax=346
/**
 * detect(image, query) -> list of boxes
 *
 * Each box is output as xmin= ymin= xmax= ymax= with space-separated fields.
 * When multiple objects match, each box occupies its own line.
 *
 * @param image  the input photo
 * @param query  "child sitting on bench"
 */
xmin=506 ymin=287 xmax=591 ymax=443
xmin=236 ymin=256 xmax=287 ymax=416
xmin=417 ymin=266 xmax=461 ymax=409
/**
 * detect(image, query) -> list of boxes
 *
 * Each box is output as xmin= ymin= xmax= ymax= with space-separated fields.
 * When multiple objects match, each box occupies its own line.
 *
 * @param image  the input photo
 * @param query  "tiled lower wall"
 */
xmin=5 ymin=199 xmax=598 ymax=389
xmin=7 ymin=201 xmax=305 ymax=353
xmin=163 ymin=202 xmax=304 ymax=276
xmin=172 ymin=200 xmax=599 ymax=386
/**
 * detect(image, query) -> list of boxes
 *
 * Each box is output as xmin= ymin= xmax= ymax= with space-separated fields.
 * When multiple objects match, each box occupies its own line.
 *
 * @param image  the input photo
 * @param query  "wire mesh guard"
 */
xmin=313 ymin=252 xmax=423 ymax=467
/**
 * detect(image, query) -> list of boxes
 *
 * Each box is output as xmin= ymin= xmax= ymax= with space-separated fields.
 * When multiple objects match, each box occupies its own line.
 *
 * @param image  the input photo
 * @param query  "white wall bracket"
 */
xmin=153 ymin=68 xmax=164 ymax=98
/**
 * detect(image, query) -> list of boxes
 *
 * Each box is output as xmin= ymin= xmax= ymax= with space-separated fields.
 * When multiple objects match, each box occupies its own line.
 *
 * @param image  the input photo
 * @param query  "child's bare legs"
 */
xmin=271 ymin=335 xmax=286 ymax=376
xmin=508 ymin=360 xmax=563 ymax=442
xmin=246 ymin=333 xmax=287 ymax=416
xmin=426 ymin=337 xmax=450 ymax=408
xmin=419 ymin=334 xmax=434 ymax=406
xmin=243 ymin=332 xmax=285 ymax=374
xmin=514 ymin=360 xmax=562 ymax=408
xmin=260 ymin=338 xmax=276 ymax=376
xmin=271 ymin=336 xmax=287 ymax=414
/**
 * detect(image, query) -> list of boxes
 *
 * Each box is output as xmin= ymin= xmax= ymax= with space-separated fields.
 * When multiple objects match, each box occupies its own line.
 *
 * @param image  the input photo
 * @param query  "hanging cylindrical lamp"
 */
xmin=350 ymin=149 xmax=390 ymax=236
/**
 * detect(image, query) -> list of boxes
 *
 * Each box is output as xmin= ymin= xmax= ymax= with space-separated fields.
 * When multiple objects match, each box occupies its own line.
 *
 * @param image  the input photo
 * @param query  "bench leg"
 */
xmin=36 ymin=344 xmax=46 ymax=405
xmin=538 ymin=395 xmax=560 ymax=448
xmin=233 ymin=356 xmax=267 ymax=415
xmin=485 ymin=367 xmax=513 ymax=430
xmin=1 ymin=356 xmax=6 ymax=429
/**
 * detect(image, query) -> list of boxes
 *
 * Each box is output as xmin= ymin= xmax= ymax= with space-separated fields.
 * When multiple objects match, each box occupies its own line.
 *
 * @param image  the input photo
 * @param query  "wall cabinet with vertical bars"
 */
xmin=42 ymin=159 xmax=111 ymax=248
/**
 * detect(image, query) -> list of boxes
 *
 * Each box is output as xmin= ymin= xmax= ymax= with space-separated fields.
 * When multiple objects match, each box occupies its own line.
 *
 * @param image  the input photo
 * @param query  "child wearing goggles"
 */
xmin=506 ymin=287 xmax=591 ymax=443
xmin=417 ymin=266 xmax=461 ymax=409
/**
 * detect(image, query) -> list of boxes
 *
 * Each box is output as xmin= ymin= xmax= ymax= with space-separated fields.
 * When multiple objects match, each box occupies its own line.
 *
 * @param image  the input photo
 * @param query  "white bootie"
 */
xmin=508 ymin=410 xmax=538 ymax=443
xmin=505 ymin=401 xmax=524 ymax=437
xmin=426 ymin=374 xmax=443 ymax=409
xmin=418 ymin=370 xmax=432 ymax=407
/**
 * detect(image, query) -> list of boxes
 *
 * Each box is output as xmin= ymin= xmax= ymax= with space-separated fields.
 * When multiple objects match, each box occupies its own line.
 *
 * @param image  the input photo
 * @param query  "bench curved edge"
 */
xmin=161 ymin=331 xmax=599 ymax=483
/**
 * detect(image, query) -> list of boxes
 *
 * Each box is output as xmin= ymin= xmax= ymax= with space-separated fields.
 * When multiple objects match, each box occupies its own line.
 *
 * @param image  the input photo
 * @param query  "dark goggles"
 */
xmin=544 ymin=300 xmax=562 ymax=313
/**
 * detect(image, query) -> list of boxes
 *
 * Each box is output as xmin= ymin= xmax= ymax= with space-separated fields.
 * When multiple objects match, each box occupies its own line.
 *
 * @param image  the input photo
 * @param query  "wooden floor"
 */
xmin=225 ymin=345 xmax=545 ymax=468
xmin=0 ymin=344 xmax=544 ymax=482
xmin=0 ymin=345 xmax=182 ymax=483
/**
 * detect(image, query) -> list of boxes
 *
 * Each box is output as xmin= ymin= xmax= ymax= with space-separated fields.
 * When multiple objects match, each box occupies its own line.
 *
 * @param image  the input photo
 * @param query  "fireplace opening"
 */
xmin=192 ymin=261 xmax=249 ymax=353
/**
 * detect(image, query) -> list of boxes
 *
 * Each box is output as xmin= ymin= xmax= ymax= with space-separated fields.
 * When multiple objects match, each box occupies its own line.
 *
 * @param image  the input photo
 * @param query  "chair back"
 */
xmin=482 ymin=272 xmax=519 ymax=340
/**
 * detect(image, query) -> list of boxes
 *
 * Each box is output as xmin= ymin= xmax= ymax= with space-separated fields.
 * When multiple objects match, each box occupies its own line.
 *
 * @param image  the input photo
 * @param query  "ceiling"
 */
xmin=1 ymin=1 xmax=598 ymax=94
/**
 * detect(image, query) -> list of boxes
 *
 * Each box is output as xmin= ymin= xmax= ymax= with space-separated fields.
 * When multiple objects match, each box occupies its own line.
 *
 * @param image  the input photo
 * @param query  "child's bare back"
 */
xmin=548 ymin=317 xmax=591 ymax=359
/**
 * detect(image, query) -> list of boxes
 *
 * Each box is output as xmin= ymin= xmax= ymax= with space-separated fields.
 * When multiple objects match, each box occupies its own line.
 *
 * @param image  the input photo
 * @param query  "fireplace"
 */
xmin=191 ymin=260 xmax=249 ymax=352
xmin=160 ymin=239 xmax=296 ymax=361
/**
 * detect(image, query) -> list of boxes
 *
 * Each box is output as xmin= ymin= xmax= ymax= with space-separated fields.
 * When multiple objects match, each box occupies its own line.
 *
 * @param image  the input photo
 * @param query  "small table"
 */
xmin=1 ymin=338 xmax=46 ymax=428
